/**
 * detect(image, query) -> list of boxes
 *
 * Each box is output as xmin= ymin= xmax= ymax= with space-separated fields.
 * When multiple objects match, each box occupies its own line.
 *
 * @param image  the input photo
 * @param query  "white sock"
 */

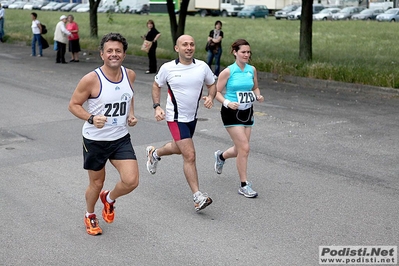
xmin=153 ymin=149 xmax=160 ymax=160
xmin=106 ymin=192 xmax=115 ymax=203
xmin=193 ymin=191 xmax=201 ymax=198
xmin=86 ymin=212 xmax=95 ymax=218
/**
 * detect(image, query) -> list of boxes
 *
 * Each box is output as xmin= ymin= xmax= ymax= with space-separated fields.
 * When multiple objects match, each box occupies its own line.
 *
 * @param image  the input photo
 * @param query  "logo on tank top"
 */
xmin=115 ymin=86 xmax=120 ymax=91
xmin=121 ymin=93 xmax=131 ymax=101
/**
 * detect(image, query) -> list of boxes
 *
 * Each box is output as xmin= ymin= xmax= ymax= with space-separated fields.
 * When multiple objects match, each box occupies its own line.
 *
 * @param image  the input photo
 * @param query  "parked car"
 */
xmin=71 ymin=3 xmax=87 ymax=12
xmin=313 ymin=7 xmax=341 ymax=20
xmin=23 ymin=0 xmax=48 ymax=10
xmin=376 ymin=8 xmax=399 ymax=22
xmin=275 ymin=4 xmax=300 ymax=20
xmin=287 ymin=4 xmax=324 ymax=20
xmin=1 ymin=0 xmax=15 ymax=8
xmin=332 ymin=6 xmax=365 ymax=20
xmin=98 ymin=4 xmax=115 ymax=13
xmin=40 ymin=1 xmax=57 ymax=10
xmin=76 ymin=3 xmax=90 ymax=12
xmin=8 ymin=0 xmax=26 ymax=9
xmin=60 ymin=2 xmax=77 ymax=12
xmin=351 ymin=8 xmax=384 ymax=20
xmin=52 ymin=2 xmax=66 ymax=11
xmin=238 ymin=5 xmax=269 ymax=19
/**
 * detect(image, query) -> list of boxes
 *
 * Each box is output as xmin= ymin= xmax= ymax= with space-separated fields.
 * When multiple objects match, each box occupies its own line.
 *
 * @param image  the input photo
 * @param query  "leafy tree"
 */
xmin=299 ymin=0 xmax=312 ymax=61
xmin=166 ymin=0 xmax=190 ymax=47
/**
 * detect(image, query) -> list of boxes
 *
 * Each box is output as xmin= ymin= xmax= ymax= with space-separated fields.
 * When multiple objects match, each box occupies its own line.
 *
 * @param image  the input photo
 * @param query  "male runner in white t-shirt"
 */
xmin=146 ymin=35 xmax=216 ymax=212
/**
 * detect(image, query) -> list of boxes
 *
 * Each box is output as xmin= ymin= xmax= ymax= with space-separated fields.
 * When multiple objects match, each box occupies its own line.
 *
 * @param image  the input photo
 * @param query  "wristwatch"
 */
xmin=153 ymin=103 xmax=160 ymax=109
xmin=87 ymin=115 xmax=94 ymax=124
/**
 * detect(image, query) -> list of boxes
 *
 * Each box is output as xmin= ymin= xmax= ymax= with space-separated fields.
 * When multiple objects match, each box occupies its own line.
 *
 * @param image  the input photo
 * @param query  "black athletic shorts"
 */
xmin=220 ymin=105 xmax=254 ymax=127
xmin=83 ymin=133 xmax=136 ymax=171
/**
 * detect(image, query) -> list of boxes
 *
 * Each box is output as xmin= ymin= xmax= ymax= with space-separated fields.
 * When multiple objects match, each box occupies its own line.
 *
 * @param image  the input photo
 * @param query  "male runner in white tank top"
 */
xmin=146 ymin=35 xmax=216 ymax=212
xmin=68 ymin=33 xmax=139 ymax=235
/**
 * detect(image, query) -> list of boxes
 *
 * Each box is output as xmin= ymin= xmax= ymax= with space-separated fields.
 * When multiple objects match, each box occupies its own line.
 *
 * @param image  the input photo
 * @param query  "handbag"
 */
xmin=141 ymin=40 xmax=152 ymax=53
xmin=40 ymin=35 xmax=49 ymax=49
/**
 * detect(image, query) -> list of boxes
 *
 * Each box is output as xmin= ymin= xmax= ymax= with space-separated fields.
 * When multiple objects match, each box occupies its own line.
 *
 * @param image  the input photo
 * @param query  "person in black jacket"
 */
xmin=206 ymin=20 xmax=224 ymax=77
xmin=142 ymin=20 xmax=161 ymax=74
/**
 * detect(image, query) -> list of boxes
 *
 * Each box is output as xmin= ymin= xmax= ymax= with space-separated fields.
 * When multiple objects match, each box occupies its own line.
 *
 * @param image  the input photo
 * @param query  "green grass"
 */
xmin=3 ymin=9 xmax=399 ymax=88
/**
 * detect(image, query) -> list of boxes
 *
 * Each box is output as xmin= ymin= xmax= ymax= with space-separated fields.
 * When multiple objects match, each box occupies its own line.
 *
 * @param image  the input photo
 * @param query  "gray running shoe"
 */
xmin=214 ymin=150 xmax=225 ymax=174
xmin=193 ymin=191 xmax=213 ymax=211
xmin=238 ymin=182 xmax=258 ymax=198
xmin=146 ymin=146 xmax=159 ymax=174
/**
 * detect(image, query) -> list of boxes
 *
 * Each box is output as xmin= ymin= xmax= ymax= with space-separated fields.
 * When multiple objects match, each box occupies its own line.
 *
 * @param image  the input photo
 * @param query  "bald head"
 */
xmin=176 ymin=35 xmax=194 ymax=46
xmin=175 ymin=35 xmax=196 ymax=65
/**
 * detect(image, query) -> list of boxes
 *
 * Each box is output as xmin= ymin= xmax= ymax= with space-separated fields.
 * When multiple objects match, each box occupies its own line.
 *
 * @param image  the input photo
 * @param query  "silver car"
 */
xmin=275 ymin=5 xmax=300 ymax=20
xmin=313 ymin=8 xmax=341 ymax=21
xmin=332 ymin=6 xmax=365 ymax=20
xmin=376 ymin=8 xmax=399 ymax=22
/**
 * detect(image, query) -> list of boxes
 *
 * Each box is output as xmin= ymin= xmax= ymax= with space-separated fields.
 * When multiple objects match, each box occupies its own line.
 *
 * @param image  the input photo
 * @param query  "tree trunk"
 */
xmin=167 ymin=0 xmax=189 ymax=48
xmin=89 ymin=0 xmax=101 ymax=38
xmin=299 ymin=0 xmax=312 ymax=61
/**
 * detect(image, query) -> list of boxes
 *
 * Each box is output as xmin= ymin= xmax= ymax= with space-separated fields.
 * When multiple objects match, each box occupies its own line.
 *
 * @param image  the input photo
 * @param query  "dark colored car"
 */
xmin=238 ymin=5 xmax=269 ymax=19
xmin=352 ymin=8 xmax=384 ymax=20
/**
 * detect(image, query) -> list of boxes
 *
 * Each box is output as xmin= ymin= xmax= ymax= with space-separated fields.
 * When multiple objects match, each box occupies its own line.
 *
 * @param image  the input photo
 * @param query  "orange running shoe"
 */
xmin=84 ymin=214 xmax=102 ymax=235
xmin=99 ymin=190 xmax=115 ymax=223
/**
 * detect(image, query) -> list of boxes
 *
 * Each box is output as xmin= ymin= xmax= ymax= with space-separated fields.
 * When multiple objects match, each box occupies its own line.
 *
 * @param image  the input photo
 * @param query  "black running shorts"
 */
xmin=220 ymin=105 xmax=254 ymax=127
xmin=83 ymin=133 xmax=136 ymax=171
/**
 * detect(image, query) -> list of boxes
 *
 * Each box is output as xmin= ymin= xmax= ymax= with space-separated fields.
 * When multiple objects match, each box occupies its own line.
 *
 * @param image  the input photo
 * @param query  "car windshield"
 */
xmin=319 ymin=9 xmax=333 ymax=14
xmin=340 ymin=7 xmax=353 ymax=13
xmin=242 ymin=5 xmax=255 ymax=11
xmin=282 ymin=5 xmax=296 ymax=11
xmin=385 ymin=9 xmax=398 ymax=14
xmin=360 ymin=9 xmax=372 ymax=14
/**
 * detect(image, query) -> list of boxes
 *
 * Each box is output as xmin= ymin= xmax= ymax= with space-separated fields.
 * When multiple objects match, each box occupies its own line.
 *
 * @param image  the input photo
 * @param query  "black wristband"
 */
xmin=153 ymin=103 xmax=160 ymax=109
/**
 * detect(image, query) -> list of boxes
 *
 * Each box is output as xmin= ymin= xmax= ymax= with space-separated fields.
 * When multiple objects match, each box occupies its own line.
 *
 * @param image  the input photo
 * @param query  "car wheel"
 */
xmin=200 ymin=10 xmax=207 ymax=17
xmin=391 ymin=19 xmax=395 ymax=22
xmin=367 ymin=17 xmax=371 ymax=21
xmin=276 ymin=17 xmax=280 ymax=20
xmin=264 ymin=15 xmax=267 ymax=19
xmin=322 ymin=17 xmax=327 ymax=21
xmin=251 ymin=15 xmax=255 ymax=19
xmin=221 ymin=10 xmax=228 ymax=17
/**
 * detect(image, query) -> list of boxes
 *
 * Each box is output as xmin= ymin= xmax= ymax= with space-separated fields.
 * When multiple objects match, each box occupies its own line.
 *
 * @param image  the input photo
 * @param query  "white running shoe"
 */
xmin=238 ymin=182 xmax=258 ymax=198
xmin=193 ymin=191 xmax=213 ymax=211
xmin=146 ymin=146 xmax=159 ymax=174
xmin=214 ymin=150 xmax=225 ymax=174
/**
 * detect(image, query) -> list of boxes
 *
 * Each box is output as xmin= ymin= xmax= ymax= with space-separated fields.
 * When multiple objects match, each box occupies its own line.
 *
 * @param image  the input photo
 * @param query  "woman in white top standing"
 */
xmin=30 ymin=12 xmax=42 ymax=57
xmin=54 ymin=15 xmax=71 ymax=64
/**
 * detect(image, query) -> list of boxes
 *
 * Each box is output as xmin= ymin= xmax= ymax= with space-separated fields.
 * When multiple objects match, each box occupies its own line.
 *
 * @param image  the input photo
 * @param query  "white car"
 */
xmin=40 ymin=1 xmax=57 ymax=10
xmin=8 ymin=0 xmax=26 ymax=9
xmin=313 ymin=8 xmax=341 ymax=21
xmin=76 ymin=3 xmax=90 ymax=12
xmin=23 ymin=0 xmax=48 ymax=10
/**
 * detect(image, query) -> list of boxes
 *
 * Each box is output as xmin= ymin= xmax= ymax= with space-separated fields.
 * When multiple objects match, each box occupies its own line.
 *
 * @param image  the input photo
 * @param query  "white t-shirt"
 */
xmin=155 ymin=58 xmax=215 ymax=122
xmin=31 ymin=19 xmax=40 ymax=34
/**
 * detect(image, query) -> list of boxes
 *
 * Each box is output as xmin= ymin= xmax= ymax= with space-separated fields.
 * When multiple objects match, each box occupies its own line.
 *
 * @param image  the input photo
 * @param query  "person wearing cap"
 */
xmin=54 ymin=15 xmax=71 ymax=64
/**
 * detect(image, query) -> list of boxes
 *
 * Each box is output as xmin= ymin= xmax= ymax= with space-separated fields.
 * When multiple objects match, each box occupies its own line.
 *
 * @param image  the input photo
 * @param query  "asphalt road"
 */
xmin=1 ymin=43 xmax=398 ymax=266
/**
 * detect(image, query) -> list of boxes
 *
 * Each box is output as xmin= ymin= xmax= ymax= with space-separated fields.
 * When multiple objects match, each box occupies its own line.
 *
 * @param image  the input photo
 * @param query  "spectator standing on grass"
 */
xmin=0 ymin=4 xmax=5 ymax=43
xmin=68 ymin=32 xmax=139 ymax=236
xmin=145 ymin=35 xmax=216 ymax=212
xmin=31 ymin=12 xmax=42 ymax=57
xmin=206 ymin=20 xmax=223 ymax=77
xmin=66 ymin=14 xmax=81 ymax=62
xmin=54 ymin=15 xmax=71 ymax=64
xmin=213 ymin=39 xmax=264 ymax=198
xmin=142 ymin=19 xmax=161 ymax=74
